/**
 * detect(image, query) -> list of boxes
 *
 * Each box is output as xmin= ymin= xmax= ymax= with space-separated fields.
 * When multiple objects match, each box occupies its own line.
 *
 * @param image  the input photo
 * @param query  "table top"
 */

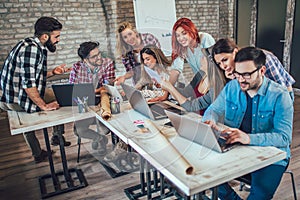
xmin=130 ymin=133 xmax=286 ymax=195
xmin=7 ymin=102 xmax=287 ymax=196
xmin=92 ymin=104 xmax=287 ymax=196
xmin=8 ymin=106 xmax=95 ymax=135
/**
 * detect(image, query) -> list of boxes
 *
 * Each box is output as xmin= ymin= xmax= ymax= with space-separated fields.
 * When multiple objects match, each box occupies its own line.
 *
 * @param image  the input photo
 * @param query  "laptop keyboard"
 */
xmin=149 ymin=104 xmax=167 ymax=119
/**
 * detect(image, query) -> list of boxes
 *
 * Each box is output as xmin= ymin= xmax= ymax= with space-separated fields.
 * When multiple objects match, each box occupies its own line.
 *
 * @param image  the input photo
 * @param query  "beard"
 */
xmin=45 ymin=38 xmax=57 ymax=53
xmin=239 ymin=74 xmax=262 ymax=92
xmin=88 ymin=59 xmax=103 ymax=67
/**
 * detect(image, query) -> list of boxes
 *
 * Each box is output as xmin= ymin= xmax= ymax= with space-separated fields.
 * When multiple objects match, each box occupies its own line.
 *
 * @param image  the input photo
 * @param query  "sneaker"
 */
xmin=51 ymin=135 xmax=71 ymax=146
xmin=104 ymin=141 xmax=127 ymax=162
xmin=34 ymin=150 xmax=54 ymax=163
xmin=117 ymin=152 xmax=140 ymax=172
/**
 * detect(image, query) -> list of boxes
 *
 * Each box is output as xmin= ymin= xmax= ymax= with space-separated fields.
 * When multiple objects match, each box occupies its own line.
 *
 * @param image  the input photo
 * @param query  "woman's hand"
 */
xmin=114 ymin=75 xmax=126 ymax=86
xmin=161 ymin=79 xmax=173 ymax=92
xmin=148 ymin=91 xmax=168 ymax=102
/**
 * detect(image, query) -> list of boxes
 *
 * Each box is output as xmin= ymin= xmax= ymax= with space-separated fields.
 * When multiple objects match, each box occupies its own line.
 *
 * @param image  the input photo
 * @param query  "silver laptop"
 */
xmin=121 ymin=83 xmax=184 ymax=120
xmin=165 ymin=110 xmax=238 ymax=153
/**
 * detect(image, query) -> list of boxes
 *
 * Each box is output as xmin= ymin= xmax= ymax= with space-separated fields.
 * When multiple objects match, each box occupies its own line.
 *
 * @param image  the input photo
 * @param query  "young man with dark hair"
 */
xmin=69 ymin=41 xmax=115 ymax=155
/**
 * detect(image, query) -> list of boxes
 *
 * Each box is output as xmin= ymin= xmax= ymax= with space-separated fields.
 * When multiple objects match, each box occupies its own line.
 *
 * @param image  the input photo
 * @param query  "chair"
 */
xmin=238 ymin=170 xmax=297 ymax=200
xmin=74 ymin=119 xmax=109 ymax=163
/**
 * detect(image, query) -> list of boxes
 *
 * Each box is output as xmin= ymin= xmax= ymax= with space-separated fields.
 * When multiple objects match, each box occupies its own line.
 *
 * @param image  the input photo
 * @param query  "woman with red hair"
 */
xmin=150 ymin=17 xmax=215 ymax=102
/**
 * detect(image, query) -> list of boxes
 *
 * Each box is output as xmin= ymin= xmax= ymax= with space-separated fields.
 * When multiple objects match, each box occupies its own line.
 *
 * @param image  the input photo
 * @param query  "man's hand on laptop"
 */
xmin=221 ymin=128 xmax=250 ymax=145
xmin=42 ymin=101 xmax=60 ymax=111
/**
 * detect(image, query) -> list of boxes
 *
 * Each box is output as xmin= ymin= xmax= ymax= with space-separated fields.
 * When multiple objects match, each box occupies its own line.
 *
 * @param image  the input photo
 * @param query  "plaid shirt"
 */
xmin=69 ymin=58 xmax=115 ymax=88
xmin=122 ymin=33 xmax=161 ymax=84
xmin=264 ymin=50 xmax=295 ymax=87
xmin=0 ymin=37 xmax=47 ymax=113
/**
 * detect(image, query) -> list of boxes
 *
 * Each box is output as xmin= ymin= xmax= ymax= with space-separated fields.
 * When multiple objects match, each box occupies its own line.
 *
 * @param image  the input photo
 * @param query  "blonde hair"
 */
xmin=135 ymin=45 xmax=172 ymax=89
xmin=115 ymin=21 xmax=139 ymax=57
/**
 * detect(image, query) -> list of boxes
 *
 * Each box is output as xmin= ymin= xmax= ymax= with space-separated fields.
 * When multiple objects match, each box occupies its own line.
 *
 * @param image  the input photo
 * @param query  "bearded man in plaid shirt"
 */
xmin=0 ymin=17 xmax=71 ymax=163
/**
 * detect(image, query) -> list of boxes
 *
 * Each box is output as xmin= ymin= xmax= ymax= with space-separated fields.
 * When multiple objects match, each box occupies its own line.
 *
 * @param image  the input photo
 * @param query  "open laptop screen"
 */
xmin=121 ymin=83 xmax=184 ymax=120
xmin=165 ymin=110 xmax=239 ymax=153
xmin=52 ymin=83 xmax=99 ymax=106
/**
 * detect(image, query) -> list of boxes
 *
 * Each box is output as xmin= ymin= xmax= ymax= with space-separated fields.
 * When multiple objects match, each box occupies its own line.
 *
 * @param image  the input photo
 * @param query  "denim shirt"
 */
xmin=202 ymin=77 xmax=293 ymax=167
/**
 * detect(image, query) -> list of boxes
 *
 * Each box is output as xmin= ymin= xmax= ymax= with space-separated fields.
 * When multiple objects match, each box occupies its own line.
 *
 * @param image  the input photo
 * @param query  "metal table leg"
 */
xmin=38 ymin=127 xmax=88 ymax=199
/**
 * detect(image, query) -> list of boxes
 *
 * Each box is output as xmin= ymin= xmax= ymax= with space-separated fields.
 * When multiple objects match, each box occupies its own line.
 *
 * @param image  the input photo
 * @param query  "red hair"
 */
xmin=171 ymin=18 xmax=200 ymax=61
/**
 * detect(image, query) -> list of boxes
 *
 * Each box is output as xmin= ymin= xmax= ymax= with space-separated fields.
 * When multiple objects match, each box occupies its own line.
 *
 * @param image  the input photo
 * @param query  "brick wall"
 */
xmin=0 ymin=0 xmax=235 ymax=81
xmin=219 ymin=0 xmax=235 ymax=38
xmin=0 ymin=0 xmax=108 ymax=69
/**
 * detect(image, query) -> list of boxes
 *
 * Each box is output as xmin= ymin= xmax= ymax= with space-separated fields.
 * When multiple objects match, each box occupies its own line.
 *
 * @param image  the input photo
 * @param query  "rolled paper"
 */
xmin=99 ymin=87 xmax=112 ymax=121
xmin=144 ymin=120 xmax=194 ymax=175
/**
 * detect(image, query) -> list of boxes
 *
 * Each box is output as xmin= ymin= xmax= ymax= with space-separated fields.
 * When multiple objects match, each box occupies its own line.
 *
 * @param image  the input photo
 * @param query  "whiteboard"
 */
xmin=133 ymin=0 xmax=176 ymax=56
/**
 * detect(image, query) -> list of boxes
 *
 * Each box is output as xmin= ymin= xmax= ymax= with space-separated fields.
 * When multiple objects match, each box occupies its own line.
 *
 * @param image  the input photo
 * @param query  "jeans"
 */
xmin=0 ymin=98 xmax=64 ymax=157
xmin=218 ymin=164 xmax=286 ymax=200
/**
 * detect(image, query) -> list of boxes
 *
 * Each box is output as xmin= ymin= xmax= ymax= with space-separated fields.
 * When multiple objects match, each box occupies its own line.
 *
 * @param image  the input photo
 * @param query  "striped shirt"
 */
xmin=121 ymin=33 xmax=161 ymax=84
xmin=0 ymin=37 xmax=47 ymax=113
xmin=263 ymin=50 xmax=295 ymax=88
xmin=69 ymin=58 xmax=115 ymax=88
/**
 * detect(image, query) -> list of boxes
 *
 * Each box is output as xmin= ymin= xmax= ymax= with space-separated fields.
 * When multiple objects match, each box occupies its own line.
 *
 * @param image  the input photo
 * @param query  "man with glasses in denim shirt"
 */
xmin=202 ymin=47 xmax=293 ymax=200
xmin=212 ymin=38 xmax=295 ymax=101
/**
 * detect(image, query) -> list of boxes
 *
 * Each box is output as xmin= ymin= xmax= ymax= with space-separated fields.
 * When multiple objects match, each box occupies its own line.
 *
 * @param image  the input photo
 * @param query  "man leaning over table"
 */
xmin=202 ymin=47 xmax=293 ymax=200
xmin=69 ymin=41 xmax=114 ymax=155
xmin=0 ymin=16 xmax=71 ymax=164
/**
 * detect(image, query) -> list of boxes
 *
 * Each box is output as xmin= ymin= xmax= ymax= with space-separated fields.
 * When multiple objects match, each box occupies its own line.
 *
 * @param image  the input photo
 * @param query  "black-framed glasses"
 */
xmin=233 ymin=65 xmax=262 ymax=79
xmin=87 ymin=51 xmax=101 ymax=60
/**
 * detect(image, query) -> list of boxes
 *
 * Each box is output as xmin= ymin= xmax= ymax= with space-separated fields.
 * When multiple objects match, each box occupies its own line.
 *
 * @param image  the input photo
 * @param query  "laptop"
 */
xmin=121 ymin=83 xmax=184 ymax=120
xmin=52 ymin=83 xmax=100 ymax=106
xmin=165 ymin=110 xmax=238 ymax=153
xmin=103 ymin=84 xmax=126 ymax=103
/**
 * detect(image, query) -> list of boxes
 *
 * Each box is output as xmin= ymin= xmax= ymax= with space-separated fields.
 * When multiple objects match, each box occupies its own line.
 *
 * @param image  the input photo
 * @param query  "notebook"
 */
xmin=165 ymin=110 xmax=239 ymax=153
xmin=121 ymin=83 xmax=184 ymax=120
xmin=52 ymin=83 xmax=100 ymax=106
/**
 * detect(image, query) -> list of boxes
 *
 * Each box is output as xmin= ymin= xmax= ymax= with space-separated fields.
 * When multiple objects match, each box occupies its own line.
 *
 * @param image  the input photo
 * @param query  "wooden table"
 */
xmin=7 ymin=107 xmax=95 ymax=198
xmin=92 ymin=105 xmax=287 ymax=199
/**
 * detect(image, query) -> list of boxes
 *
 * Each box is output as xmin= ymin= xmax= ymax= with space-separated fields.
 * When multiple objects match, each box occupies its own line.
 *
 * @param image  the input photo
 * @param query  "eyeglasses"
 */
xmin=87 ymin=51 xmax=101 ymax=60
xmin=233 ymin=66 xmax=262 ymax=79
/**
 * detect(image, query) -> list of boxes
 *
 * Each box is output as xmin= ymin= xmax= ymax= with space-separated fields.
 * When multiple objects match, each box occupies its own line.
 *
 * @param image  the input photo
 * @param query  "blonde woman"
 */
xmin=114 ymin=21 xmax=161 ymax=85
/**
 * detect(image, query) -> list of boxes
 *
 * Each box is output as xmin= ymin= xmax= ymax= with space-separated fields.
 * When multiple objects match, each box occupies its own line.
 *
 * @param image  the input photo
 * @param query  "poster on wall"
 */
xmin=133 ymin=0 xmax=176 ymax=56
